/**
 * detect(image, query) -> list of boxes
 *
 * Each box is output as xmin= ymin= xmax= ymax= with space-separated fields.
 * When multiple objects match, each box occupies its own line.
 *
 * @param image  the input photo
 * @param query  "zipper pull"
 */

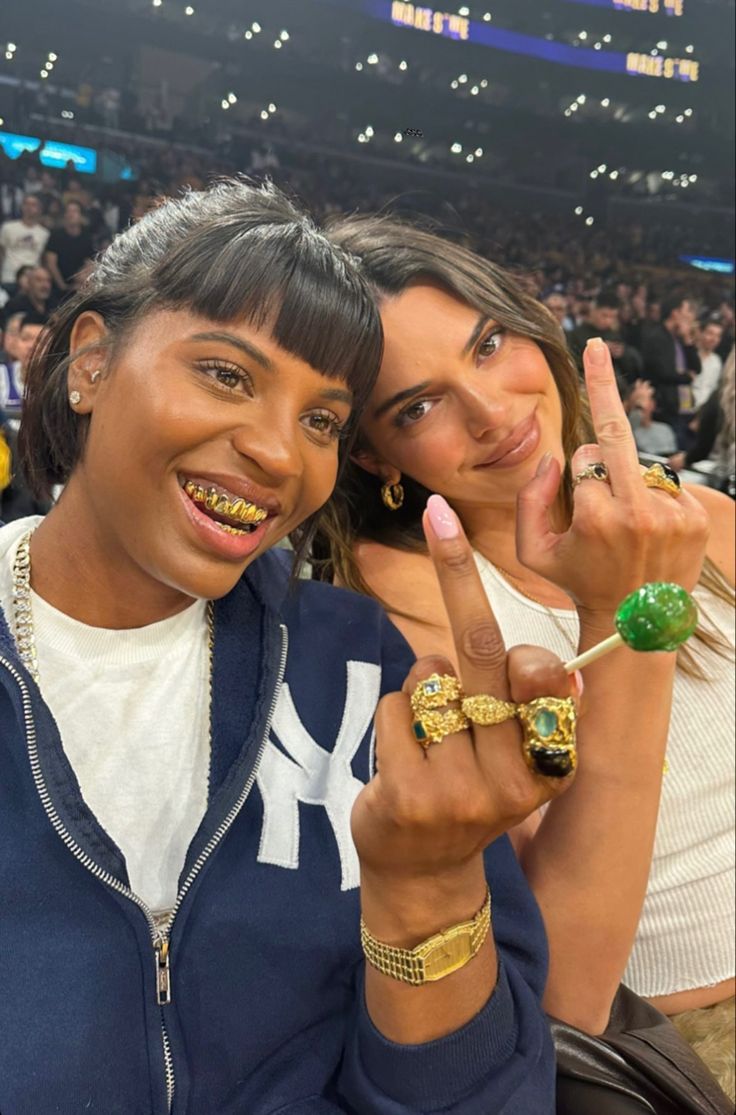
xmin=155 ymin=938 xmax=172 ymax=1006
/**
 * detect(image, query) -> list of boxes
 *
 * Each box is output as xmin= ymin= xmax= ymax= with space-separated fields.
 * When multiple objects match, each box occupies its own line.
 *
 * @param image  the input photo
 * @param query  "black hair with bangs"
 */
xmin=19 ymin=177 xmax=383 ymax=568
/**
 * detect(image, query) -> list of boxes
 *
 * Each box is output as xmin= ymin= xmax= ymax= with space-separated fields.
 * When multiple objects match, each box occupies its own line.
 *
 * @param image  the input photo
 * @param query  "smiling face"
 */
xmin=357 ymin=284 xmax=564 ymax=523
xmin=65 ymin=308 xmax=353 ymax=604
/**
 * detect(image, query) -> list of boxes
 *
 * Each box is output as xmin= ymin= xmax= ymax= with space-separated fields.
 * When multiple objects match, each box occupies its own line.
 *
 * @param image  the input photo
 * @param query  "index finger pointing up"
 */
xmin=423 ymin=495 xmax=510 ymax=700
xmin=583 ymin=337 xmax=642 ymax=499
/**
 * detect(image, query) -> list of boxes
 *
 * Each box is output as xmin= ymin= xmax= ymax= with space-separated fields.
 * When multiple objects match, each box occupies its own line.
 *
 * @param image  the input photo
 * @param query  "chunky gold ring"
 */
xmin=515 ymin=697 xmax=577 ymax=779
xmin=411 ymin=673 xmax=468 ymax=748
xmin=642 ymin=463 xmax=682 ymax=499
xmin=461 ymin=694 xmax=517 ymax=727
xmin=573 ymin=462 xmax=610 ymax=488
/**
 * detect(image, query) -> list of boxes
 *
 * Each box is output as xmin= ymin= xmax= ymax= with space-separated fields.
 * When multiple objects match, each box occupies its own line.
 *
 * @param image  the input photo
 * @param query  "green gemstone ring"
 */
xmin=516 ymin=697 xmax=578 ymax=780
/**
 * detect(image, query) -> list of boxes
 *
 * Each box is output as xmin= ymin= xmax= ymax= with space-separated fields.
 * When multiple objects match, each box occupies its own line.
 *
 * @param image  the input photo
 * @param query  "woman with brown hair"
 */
xmin=317 ymin=213 xmax=735 ymax=1103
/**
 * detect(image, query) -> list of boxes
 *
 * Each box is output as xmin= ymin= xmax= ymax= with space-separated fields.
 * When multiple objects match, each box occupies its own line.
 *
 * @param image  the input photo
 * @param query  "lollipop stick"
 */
xmin=564 ymin=633 xmax=624 ymax=674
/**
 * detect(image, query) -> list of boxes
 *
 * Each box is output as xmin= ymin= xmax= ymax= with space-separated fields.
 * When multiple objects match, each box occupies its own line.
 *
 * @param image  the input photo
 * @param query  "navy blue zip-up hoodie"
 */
xmin=0 ymin=519 xmax=555 ymax=1114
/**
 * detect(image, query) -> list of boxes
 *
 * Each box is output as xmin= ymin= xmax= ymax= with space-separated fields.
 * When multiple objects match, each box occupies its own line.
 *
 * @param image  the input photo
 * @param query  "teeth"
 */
xmin=183 ymin=478 xmax=268 ymax=526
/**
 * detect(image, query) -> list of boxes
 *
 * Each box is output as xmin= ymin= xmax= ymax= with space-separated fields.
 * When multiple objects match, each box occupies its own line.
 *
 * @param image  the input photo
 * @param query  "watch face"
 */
xmin=423 ymin=934 xmax=473 ymax=982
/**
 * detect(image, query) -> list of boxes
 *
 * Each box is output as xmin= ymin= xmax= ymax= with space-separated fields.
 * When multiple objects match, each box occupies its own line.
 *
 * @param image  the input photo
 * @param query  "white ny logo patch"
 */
xmin=255 ymin=660 xmax=381 ymax=891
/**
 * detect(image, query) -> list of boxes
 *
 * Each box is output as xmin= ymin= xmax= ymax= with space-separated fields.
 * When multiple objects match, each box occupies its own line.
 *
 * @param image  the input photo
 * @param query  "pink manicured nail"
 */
xmin=427 ymin=494 xmax=460 ymax=540
xmin=574 ymin=670 xmax=585 ymax=699
xmin=586 ymin=337 xmax=607 ymax=365
xmin=536 ymin=451 xmax=553 ymax=477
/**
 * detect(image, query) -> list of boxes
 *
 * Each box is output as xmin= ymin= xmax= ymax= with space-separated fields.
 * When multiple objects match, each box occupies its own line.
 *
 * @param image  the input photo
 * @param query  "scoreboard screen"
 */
xmin=379 ymin=2 xmax=699 ymax=80
xmin=563 ymin=0 xmax=684 ymax=14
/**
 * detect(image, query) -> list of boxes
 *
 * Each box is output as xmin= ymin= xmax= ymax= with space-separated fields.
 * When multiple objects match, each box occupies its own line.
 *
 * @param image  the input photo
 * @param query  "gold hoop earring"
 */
xmin=381 ymin=481 xmax=404 ymax=511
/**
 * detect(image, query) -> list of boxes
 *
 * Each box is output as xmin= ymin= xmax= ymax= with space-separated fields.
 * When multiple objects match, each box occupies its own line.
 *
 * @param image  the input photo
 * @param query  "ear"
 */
xmin=350 ymin=447 xmax=400 ymax=486
xmin=67 ymin=311 xmax=110 ymax=410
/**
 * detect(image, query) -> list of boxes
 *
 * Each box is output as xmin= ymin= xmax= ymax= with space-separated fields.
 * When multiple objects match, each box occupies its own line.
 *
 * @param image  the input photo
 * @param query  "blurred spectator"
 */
xmin=694 ymin=320 xmax=724 ymax=408
xmin=670 ymin=348 xmax=736 ymax=498
xmin=625 ymin=379 xmax=678 ymax=456
xmin=43 ymin=202 xmax=96 ymax=294
xmin=0 ymin=310 xmax=52 ymax=522
xmin=0 ymin=196 xmax=50 ymax=293
xmin=542 ymin=289 xmax=573 ymax=332
xmin=2 ymin=267 xmax=56 ymax=326
xmin=641 ymin=293 xmax=701 ymax=435
xmin=716 ymin=302 xmax=735 ymax=362
xmin=567 ymin=290 xmax=643 ymax=385
xmin=0 ymin=312 xmax=28 ymax=418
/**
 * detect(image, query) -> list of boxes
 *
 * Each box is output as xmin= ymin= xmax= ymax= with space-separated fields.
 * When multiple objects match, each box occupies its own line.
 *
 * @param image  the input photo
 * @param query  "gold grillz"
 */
xmin=184 ymin=481 xmax=269 ymax=525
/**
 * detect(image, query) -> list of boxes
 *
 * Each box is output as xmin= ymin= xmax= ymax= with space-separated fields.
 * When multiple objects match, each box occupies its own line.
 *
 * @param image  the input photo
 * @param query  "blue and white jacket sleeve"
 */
xmin=338 ymin=615 xmax=556 ymax=1114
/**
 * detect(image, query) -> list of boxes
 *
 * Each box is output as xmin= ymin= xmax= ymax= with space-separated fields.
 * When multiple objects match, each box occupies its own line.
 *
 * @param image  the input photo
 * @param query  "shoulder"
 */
xmin=685 ymin=485 xmax=735 ymax=585
xmin=354 ymin=540 xmax=442 ymax=610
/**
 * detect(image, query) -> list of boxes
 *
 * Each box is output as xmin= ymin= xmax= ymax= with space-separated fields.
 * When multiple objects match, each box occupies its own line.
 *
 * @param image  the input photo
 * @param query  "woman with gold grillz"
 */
xmin=317 ymin=213 xmax=735 ymax=1109
xmin=0 ymin=177 xmax=633 ymax=1115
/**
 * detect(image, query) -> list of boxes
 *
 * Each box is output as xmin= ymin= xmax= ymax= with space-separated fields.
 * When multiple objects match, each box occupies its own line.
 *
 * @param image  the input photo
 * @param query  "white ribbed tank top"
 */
xmin=474 ymin=551 xmax=736 ymax=998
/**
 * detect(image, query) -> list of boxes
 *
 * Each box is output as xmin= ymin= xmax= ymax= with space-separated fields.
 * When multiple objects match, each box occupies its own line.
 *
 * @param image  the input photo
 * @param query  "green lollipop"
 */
xmin=564 ymin=582 xmax=698 ymax=673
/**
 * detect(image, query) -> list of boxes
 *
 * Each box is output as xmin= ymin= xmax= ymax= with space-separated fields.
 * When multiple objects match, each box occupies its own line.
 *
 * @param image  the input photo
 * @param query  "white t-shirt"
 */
xmin=0 ymin=516 xmax=211 ymax=915
xmin=0 ymin=220 xmax=49 ymax=284
xmin=693 ymin=351 xmax=723 ymax=409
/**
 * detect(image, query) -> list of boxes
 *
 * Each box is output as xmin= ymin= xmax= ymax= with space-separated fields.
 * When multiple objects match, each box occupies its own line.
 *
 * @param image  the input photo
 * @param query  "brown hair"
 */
xmin=313 ymin=211 xmax=733 ymax=677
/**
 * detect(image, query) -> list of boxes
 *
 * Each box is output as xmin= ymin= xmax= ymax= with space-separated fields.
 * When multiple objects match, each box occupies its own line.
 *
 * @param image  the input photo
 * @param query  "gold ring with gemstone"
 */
xmin=515 ymin=697 xmax=577 ymax=779
xmin=642 ymin=463 xmax=682 ymax=498
xmin=461 ymin=694 xmax=517 ymax=727
xmin=410 ymin=673 xmax=468 ymax=748
xmin=573 ymin=462 xmax=610 ymax=488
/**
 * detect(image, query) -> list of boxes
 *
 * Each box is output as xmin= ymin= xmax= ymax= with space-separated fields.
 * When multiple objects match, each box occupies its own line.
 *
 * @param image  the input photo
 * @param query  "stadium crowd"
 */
xmin=1 ymin=137 xmax=734 ymax=522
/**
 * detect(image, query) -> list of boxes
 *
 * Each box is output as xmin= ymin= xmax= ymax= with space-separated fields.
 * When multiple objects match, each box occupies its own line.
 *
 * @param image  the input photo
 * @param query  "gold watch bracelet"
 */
xmin=360 ymin=888 xmax=492 ymax=986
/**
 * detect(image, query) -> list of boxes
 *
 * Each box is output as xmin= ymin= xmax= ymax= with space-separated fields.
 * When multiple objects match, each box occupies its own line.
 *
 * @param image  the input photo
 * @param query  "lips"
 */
xmin=474 ymin=411 xmax=539 ymax=470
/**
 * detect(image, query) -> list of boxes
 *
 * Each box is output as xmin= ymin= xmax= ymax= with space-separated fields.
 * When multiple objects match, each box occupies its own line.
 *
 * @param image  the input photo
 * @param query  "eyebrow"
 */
xmin=372 ymin=313 xmax=491 ymax=420
xmin=189 ymin=331 xmax=276 ymax=373
xmin=189 ymin=330 xmax=352 ymax=405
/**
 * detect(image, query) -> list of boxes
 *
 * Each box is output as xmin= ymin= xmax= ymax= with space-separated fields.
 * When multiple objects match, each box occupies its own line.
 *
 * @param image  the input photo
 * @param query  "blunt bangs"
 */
xmin=153 ymin=219 xmax=382 ymax=408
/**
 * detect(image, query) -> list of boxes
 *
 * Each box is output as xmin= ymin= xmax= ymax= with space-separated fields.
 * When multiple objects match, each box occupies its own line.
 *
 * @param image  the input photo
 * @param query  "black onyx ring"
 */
xmin=642 ymin=462 xmax=682 ymax=498
xmin=573 ymin=462 xmax=610 ymax=488
xmin=515 ymin=697 xmax=578 ymax=779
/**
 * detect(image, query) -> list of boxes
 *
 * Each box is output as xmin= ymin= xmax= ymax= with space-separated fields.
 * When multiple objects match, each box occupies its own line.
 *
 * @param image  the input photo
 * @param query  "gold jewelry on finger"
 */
xmin=573 ymin=462 xmax=610 ymax=488
xmin=411 ymin=709 xmax=470 ymax=748
xmin=515 ymin=696 xmax=577 ymax=779
xmin=410 ymin=673 xmax=468 ymax=747
xmin=642 ymin=463 xmax=682 ymax=499
xmin=461 ymin=693 xmax=517 ymax=727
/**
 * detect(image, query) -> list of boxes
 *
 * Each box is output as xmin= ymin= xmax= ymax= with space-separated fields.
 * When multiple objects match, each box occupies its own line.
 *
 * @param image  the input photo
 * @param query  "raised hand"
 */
xmin=515 ymin=337 xmax=709 ymax=620
xmin=352 ymin=494 xmax=578 ymax=897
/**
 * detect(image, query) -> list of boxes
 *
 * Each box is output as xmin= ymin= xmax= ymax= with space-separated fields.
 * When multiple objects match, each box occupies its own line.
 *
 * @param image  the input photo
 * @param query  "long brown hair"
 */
xmin=313 ymin=211 xmax=733 ymax=677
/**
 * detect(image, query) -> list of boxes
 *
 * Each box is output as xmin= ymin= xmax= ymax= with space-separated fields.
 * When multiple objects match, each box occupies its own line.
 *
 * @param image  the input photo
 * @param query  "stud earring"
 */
xmin=69 ymin=391 xmax=82 ymax=406
xmin=381 ymin=480 xmax=404 ymax=511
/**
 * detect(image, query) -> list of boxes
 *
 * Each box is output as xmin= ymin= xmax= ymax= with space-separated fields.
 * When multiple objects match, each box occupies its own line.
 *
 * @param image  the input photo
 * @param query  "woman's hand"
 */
xmin=516 ymin=337 xmax=709 ymax=625
xmin=352 ymin=498 xmax=578 ymax=936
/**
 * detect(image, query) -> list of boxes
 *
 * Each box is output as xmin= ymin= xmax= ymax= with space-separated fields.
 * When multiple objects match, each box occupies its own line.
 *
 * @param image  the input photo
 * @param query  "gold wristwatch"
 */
xmin=360 ymin=889 xmax=491 ymax=986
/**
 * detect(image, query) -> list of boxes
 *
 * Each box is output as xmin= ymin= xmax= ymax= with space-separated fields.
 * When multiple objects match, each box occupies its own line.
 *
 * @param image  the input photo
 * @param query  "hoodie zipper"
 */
xmin=0 ymin=623 xmax=288 ymax=1113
